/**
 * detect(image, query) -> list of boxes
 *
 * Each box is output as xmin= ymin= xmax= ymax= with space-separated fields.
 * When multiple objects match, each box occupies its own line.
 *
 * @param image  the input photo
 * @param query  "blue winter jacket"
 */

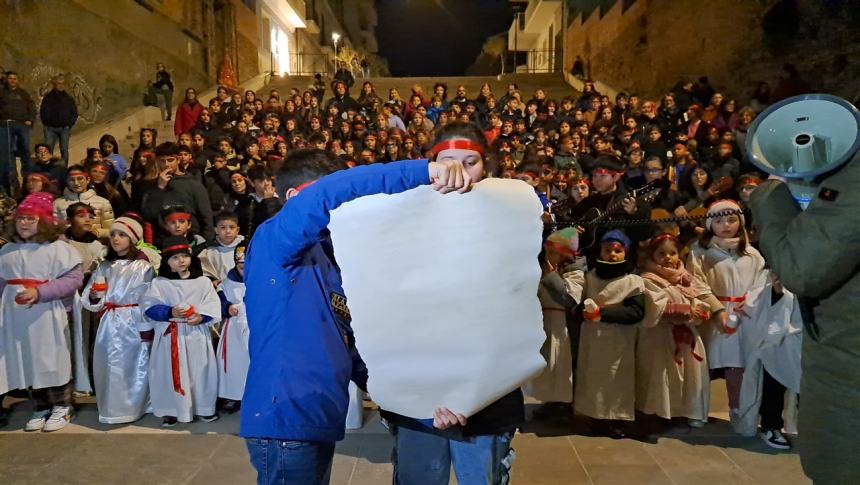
xmin=240 ymin=159 xmax=431 ymax=442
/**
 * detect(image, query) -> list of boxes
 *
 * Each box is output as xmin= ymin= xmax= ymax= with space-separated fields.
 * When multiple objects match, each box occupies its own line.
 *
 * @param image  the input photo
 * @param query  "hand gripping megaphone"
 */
xmin=746 ymin=94 xmax=860 ymax=209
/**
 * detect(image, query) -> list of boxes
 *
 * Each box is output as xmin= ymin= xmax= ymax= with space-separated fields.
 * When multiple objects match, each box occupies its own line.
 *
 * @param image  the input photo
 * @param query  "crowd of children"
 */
xmin=0 ymin=73 xmax=803 ymax=454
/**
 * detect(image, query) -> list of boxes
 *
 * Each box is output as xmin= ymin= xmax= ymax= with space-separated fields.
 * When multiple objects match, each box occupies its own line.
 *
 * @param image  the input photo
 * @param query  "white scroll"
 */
xmin=329 ymin=178 xmax=546 ymax=419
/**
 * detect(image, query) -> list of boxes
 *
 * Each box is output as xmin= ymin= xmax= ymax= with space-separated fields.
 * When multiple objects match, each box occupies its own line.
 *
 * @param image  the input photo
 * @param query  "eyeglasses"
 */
xmin=16 ymin=215 xmax=38 ymax=224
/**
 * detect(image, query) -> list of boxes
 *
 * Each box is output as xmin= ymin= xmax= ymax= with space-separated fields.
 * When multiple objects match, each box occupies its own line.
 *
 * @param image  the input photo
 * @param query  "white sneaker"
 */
xmin=24 ymin=409 xmax=51 ymax=432
xmin=760 ymin=429 xmax=791 ymax=450
xmin=42 ymin=406 xmax=73 ymax=432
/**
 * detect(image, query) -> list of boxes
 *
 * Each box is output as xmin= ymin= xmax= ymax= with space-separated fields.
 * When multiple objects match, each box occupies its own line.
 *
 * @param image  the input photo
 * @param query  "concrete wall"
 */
xmin=0 ymin=0 xmax=209 ymax=130
xmin=563 ymin=0 xmax=860 ymax=103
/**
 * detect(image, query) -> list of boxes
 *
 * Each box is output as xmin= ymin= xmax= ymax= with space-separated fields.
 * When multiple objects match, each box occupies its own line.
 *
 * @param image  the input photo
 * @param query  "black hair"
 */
xmin=273 ymin=149 xmax=342 ymax=198
xmin=247 ymin=164 xmax=272 ymax=182
xmin=159 ymin=251 xmax=204 ymax=280
xmin=65 ymin=201 xmax=95 ymax=219
xmin=214 ymin=211 xmax=239 ymax=225
xmin=99 ymin=134 xmax=120 ymax=155
xmin=155 ymin=142 xmax=178 ymax=157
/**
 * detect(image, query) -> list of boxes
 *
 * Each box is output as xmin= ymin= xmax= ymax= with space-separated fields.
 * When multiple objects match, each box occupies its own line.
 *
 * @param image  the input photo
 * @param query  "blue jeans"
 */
xmin=392 ymin=426 xmax=515 ymax=485
xmin=43 ymin=126 xmax=71 ymax=163
xmin=7 ymin=121 xmax=30 ymax=166
xmin=245 ymin=438 xmax=335 ymax=485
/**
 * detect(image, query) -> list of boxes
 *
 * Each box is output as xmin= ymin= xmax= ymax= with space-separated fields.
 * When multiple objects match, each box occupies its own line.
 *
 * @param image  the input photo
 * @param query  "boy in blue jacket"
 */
xmin=240 ymin=149 xmax=472 ymax=485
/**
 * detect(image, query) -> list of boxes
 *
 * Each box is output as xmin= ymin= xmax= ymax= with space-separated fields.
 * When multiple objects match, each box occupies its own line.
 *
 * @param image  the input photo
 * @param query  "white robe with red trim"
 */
xmin=143 ymin=276 xmax=221 ymax=422
xmin=215 ymin=276 xmax=249 ymax=401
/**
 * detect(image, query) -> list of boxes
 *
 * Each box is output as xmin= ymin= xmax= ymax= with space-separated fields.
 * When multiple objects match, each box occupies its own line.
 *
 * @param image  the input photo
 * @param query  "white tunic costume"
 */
xmin=735 ymin=276 xmax=803 ymax=436
xmin=687 ymin=241 xmax=767 ymax=369
xmin=525 ymin=281 xmax=573 ymax=403
xmin=0 ymin=241 xmax=81 ymax=393
xmin=573 ymin=269 xmax=645 ymax=421
xmin=638 ymin=271 xmax=712 ymax=421
xmin=199 ymin=236 xmax=245 ymax=282
xmin=82 ymin=258 xmax=154 ymax=424
xmin=216 ymin=273 xmax=250 ymax=401
xmin=143 ymin=276 xmax=221 ymax=422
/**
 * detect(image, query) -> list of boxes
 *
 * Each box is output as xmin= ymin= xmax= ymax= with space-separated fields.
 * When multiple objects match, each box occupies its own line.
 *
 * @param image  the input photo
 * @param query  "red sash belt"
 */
xmin=672 ymin=325 xmax=704 ymax=365
xmin=164 ymin=322 xmax=186 ymax=396
xmin=105 ymin=302 xmax=138 ymax=311
xmin=717 ymin=295 xmax=746 ymax=304
xmin=7 ymin=279 xmax=47 ymax=288
xmin=221 ymin=318 xmax=229 ymax=373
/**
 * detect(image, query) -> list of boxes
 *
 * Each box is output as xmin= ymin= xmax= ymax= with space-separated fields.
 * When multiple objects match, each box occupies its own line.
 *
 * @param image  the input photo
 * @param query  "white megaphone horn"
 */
xmin=746 ymin=94 xmax=860 ymax=209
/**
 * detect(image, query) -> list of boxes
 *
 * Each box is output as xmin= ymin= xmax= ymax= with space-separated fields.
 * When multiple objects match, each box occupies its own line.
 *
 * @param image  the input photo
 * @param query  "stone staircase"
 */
xmin=119 ymin=118 xmax=175 ymax=156
xmin=263 ymin=73 xmax=578 ymax=104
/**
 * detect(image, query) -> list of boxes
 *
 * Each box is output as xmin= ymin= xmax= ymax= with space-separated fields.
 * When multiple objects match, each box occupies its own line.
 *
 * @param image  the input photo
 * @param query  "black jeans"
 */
xmin=759 ymin=369 xmax=786 ymax=430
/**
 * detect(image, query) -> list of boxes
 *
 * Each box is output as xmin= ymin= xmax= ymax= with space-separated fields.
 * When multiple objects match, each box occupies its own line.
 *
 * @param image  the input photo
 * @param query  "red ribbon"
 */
xmin=104 ymin=302 xmax=138 ymax=311
xmin=7 ymin=279 xmax=47 ymax=288
xmin=164 ymin=322 xmax=186 ymax=396
xmin=430 ymin=139 xmax=486 ymax=158
xmin=717 ymin=295 xmax=746 ymax=304
xmin=221 ymin=318 xmax=229 ymax=373
xmin=162 ymin=244 xmax=191 ymax=255
xmin=672 ymin=325 xmax=704 ymax=365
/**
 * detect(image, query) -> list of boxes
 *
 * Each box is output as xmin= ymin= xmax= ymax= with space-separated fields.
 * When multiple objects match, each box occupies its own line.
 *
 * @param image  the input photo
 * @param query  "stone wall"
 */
xmin=564 ymin=0 xmax=860 ymax=104
xmin=0 ymin=0 xmax=210 ymax=131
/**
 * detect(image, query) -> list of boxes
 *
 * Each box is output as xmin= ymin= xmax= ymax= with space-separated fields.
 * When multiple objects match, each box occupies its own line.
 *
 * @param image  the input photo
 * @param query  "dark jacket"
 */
xmin=39 ymin=89 xmax=78 ymax=128
xmin=325 ymin=94 xmax=359 ymax=114
xmin=247 ymin=194 xmax=283 ymax=239
xmin=153 ymin=70 xmax=174 ymax=91
xmin=139 ymin=175 xmax=215 ymax=241
xmin=0 ymin=87 xmax=36 ymax=123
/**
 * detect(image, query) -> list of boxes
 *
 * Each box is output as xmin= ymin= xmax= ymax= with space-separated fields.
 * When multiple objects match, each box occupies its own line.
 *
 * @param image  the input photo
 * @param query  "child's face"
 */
xmin=168 ymin=253 xmax=191 ymax=274
xmin=652 ymin=240 xmax=680 ymax=269
xmin=251 ymin=177 xmax=272 ymax=195
xmin=26 ymin=176 xmax=44 ymax=194
xmin=216 ymin=220 xmax=239 ymax=244
xmin=70 ymin=210 xmax=95 ymax=234
xmin=67 ymin=173 xmax=89 ymax=194
xmin=15 ymin=214 xmax=39 ymax=240
xmin=600 ymin=242 xmax=626 ymax=263
xmin=165 ymin=217 xmax=191 ymax=237
xmin=110 ymin=230 xmax=132 ymax=255
xmin=712 ymin=215 xmax=741 ymax=239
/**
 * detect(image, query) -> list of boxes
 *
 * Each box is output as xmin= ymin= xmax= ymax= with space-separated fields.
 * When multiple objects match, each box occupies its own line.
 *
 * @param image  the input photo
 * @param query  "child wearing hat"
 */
xmin=215 ymin=241 xmax=250 ymax=413
xmin=82 ymin=215 xmax=155 ymax=424
xmin=686 ymin=199 xmax=767 ymax=429
xmin=0 ymin=192 xmax=85 ymax=431
xmin=571 ymin=229 xmax=646 ymax=438
xmin=143 ymin=236 xmax=221 ymax=426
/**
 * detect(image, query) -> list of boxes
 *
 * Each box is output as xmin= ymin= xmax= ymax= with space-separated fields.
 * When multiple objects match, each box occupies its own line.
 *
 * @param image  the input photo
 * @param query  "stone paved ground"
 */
xmin=0 ymin=383 xmax=810 ymax=485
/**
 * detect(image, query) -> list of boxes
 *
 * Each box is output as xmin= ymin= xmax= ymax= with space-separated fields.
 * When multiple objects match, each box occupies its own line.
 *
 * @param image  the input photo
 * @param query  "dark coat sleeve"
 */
xmin=599 ymin=293 xmax=646 ymax=325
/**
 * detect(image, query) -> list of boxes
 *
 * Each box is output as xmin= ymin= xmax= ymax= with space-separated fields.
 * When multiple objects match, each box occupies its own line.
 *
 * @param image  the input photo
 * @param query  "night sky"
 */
xmin=374 ymin=0 xmax=514 ymax=77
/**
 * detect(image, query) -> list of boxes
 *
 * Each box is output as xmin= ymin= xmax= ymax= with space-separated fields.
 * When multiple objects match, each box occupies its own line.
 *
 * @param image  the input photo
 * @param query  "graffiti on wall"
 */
xmin=30 ymin=64 xmax=102 ymax=124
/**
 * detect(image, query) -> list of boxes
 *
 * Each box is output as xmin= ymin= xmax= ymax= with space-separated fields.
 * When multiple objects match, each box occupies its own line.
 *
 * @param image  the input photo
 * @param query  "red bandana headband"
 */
xmin=430 ymin=139 xmax=485 ymax=158
xmin=162 ymin=244 xmax=191 ymax=254
xmin=164 ymin=213 xmax=192 ymax=224
xmin=649 ymin=233 xmax=678 ymax=251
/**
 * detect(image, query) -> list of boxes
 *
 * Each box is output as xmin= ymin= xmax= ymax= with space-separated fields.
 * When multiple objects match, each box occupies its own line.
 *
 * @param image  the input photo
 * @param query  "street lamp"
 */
xmin=332 ymin=32 xmax=341 ymax=60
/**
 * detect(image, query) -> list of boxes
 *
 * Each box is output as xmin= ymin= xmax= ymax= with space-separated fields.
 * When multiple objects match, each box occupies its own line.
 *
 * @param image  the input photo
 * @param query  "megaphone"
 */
xmin=746 ymin=94 xmax=860 ymax=209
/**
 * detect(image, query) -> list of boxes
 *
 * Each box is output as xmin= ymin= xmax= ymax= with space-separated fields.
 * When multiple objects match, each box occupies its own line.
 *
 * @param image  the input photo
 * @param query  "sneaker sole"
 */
xmin=761 ymin=436 xmax=791 ymax=450
xmin=24 ymin=424 xmax=45 ymax=432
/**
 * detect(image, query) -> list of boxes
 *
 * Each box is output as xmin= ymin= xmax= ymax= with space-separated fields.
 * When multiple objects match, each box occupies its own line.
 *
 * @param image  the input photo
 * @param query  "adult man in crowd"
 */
xmin=0 ymin=71 xmax=37 ymax=168
xmin=39 ymin=75 xmax=78 ymax=164
xmin=750 ymin=152 xmax=860 ymax=484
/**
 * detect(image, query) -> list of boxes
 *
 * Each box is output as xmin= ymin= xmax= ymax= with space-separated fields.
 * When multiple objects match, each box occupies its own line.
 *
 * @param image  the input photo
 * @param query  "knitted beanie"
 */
xmin=111 ymin=216 xmax=144 ymax=245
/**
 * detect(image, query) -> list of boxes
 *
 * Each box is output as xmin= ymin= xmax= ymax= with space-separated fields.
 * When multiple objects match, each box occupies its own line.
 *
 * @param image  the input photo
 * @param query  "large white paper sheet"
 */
xmin=329 ymin=178 xmax=546 ymax=419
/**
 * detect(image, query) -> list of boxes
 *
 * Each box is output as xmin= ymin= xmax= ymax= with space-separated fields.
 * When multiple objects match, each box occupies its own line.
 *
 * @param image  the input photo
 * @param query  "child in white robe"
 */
xmin=215 ymin=241 xmax=250 ymax=413
xmin=571 ymin=230 xmax=646 ymax=439
xmin=0 ymin=192 xmax=84 ymax=432
xmin=638 ymin=233 xmax=719 ymax=427
xmin=82 ymin=216 xmax=154 ymax=424
xmin=735 ymin=269 xmax=802 ymax=449
xmin=199 ymin=212 xmax=245 ymax=284
xmin=143 ymin=236 xmax=221 ymax=426
xmin=686 ymin=200 xmax=767 ymax=425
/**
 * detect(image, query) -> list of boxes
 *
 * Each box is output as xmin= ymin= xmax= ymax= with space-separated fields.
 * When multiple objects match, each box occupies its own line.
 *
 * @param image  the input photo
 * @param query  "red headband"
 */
xmin=430 ymin=139 xmax=485 ymax=158
xmin=603 ymin=241 xmax=626 ymax=252
xmin=27 ymin=173 xmax=50 ymax=183
xmin=162 ymin=244 xmax=191 ymax=254
xmin=649 ymin=233 xmax=678 ymax=251
xmin=164 ymin=213 xmax=192 ymax=224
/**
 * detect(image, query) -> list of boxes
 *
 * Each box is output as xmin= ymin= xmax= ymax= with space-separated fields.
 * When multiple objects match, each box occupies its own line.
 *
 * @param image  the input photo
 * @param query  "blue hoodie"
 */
xmin=240 ymin=159 xmax=431 ymax=442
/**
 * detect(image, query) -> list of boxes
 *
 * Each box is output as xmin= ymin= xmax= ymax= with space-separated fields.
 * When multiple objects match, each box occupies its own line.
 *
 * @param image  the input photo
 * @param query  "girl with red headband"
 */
xmin=686 ymin=199 xmax=767 ymax=430
xmin=0 ymin=192 xmax=86 ymax=431
xmin=637 ymin=233 xmax=719 ymax=428
xmin=142 ymin=235 xmax=221 ymax=427
xmin=82 ymin=215 xmax=154 ymax=424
